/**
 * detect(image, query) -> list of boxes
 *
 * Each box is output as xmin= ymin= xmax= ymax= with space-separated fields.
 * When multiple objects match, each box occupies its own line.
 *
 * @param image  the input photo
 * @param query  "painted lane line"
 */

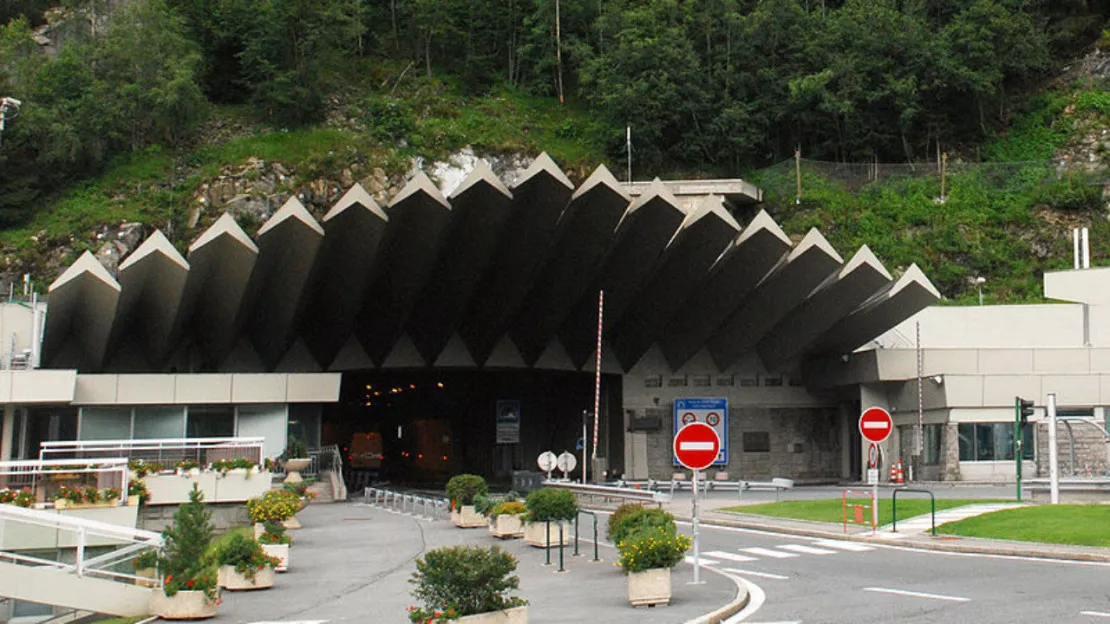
xmin=740 ymin=547 xmax=799 ymax=559
xmin=704 ymin=550 xmax=759 ymax=563
xmin=685 ymin=555 xmax=719 ymax=566
xmin=1080 ymin=611 xmax=1110 ymax=618
xmin=862 ymin=587 xmax=970 ymax=603
xmin=777 ymin=544 xmax=836 ymax=555
xmin=723 ymin=576 xmax=766 ymax=623
xmin=811 ymin=539 xmax=873 ymax=552
xmin=722 ymin=567 xmax=790 ymax=580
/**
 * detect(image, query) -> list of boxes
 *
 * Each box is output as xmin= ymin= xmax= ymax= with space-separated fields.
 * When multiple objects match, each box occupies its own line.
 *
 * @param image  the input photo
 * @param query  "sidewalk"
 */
xmin=214 ymin=503 xmax=744 ymax=623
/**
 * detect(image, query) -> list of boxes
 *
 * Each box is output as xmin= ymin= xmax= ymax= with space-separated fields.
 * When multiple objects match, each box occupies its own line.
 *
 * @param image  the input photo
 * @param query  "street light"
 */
xmin=975 ymin=276 xmax=986 ymax=306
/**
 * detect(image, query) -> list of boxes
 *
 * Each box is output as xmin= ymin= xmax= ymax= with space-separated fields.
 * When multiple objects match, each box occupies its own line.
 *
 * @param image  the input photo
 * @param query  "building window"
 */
xmin=743 ymin=431 xmax=770 ymax=453
xmin=79 ymin=407 xmax=132 ymax=441
xmin=133 ymin=406 xmax=185 ymax=439
xmin=923 ymin=424 xmax=941 ymax=466
xmin=187 ymin=406 xmax=235 ymax=438
xmin=957 ymin=423 xmax=1033 ymax=461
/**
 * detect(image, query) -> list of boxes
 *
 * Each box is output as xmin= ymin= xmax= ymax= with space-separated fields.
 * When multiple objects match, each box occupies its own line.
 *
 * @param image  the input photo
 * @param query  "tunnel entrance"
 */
xmin=324 ymin=369 xmax=622 ymax=489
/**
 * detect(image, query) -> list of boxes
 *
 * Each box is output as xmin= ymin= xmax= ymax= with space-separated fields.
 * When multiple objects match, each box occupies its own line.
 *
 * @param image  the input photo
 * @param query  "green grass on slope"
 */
xmin=721 ymin=498 xmax=994 ymax=528
xmin=935 ymin=504 xmax=1110 ymax=547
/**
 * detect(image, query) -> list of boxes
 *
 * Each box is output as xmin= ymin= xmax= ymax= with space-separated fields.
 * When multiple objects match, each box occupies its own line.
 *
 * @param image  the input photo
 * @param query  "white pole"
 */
xmin=626 ymin=127 xmax=632 ymax=184
xmin=692 ymin=467 xmax=701 ymax=584
xmin=591 ymin=290 xmax=603 ymax=479
xmin=1074 ymin=228 xmax=1081 ymax=270
xmin=1082 ymin=228 xmax=1090 ymax=269
xmin=581 ymin=411 xmax=587 ymax=485
xmin=1048 ymin=393 xmax=1059 ymax=504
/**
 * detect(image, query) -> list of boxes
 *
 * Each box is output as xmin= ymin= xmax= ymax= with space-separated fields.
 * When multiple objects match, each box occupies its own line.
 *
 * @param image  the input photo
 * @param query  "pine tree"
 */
xmin=159 ymin=484 xmax=215 ymax=595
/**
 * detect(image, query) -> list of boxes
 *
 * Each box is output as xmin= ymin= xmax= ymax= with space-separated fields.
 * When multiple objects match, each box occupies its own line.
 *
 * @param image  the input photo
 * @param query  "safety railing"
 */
xmin=542 ymin=481 xmax=670 ymax=507
xmin=39 ymin=437 xmax=265 ymax=468
xmin=842 ymin=489 xmax=876 ymax=534
xmin=892 ymin=488 xmax=937 ymax=536
xmin=363 ymin=487 xmax=450 ymax=520
xmin=0 ymin=503 xmax=162 ymax=586
xmin=0 ymin=458 xmax=129 ymax=508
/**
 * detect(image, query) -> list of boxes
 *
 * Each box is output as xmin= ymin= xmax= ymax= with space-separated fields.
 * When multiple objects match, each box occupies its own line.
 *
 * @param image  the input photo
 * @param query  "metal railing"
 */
xmin=0 ymin=503 xmax=162 ymax=586
xmin=542 ymin=480 xmax=670 ymax=507
xmin=0 ymin=458 xmax=129 ymax=507
xmin=363 ymin=487 xmax=450 ymax=520
xmin=40 ymin=437 xmax=265 ymax=467
xmin=892 ymin=488 xmax=937 ymax=536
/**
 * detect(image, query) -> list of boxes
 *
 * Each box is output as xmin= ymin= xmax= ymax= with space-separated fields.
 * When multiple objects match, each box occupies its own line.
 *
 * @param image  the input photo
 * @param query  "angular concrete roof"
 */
xmin=42 ymin=161 xmax=938 ymax=376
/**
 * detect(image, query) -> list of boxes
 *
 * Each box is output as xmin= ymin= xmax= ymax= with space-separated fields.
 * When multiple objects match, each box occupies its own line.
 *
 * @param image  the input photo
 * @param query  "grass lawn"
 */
xmin=935 ymin=504 xmax=1110 ymax=547
xmin=720 ymin=498 xmax=995 ymax=527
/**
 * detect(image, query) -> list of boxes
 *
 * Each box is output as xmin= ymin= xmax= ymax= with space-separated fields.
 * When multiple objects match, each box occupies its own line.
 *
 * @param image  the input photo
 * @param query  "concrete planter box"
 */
xmin=149 ymin=589 xmax=219 ymax=620
xmin=283 ymin=515 xmax=302 ymax=530
xmin=218 ymin=565 xmax=275 ymax=591
xmin=261 ymin=543 xmax=289 ymax=572
xmin=451 ymin=505 xmax=486 ymax=528
xmin=627 ymin=568 xmax=671 ymax=607
xmin=489 ymin=514 xmax=523 ymax=538
xmin=523 ymin=521 xmax=570 ymax=548
xmin=135 ymin=567 xmax=157 ymax=588
xmin=253 ymin=522 xmax=265 ymax=540
xmin=457 ymin=606 xmax=528 ymax=624
xmin=54 ymin=499 xmax=119 ymax=510
xmin=145 ymin=471 xmax=271 ymax=506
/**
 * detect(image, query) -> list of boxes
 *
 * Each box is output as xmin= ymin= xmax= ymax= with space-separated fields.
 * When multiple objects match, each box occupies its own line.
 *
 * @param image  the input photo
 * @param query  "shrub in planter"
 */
xmin=407 ymin=545 xmax=527 ymax=622
xmin=129 ymin=479 xmax=151 ymax=506
xmin=488 ymin=501 xmax=526 ymax=539
xmin=490 ymin=501 xmax=525 ymax=519
xmin=609 ymin=507 xmax=676 ymax=547
xmin=258 ymin=521 xmax=292 ymax=572
xmin=608 ymin=503 xmax=645 ymax=540
xmin=445 ymin=474 xmax=488 ymax=507
xmin=0 ymin=488 xmax=34 ymax=507
xmin=246 ymin=490 xmax=301 ymax=524
xmin=617 ymin=527 xmax=691 ymax=607
xmin=523 ymin=488 xmax=577 ymax=523
xmin=282 ymin=437 xmax=309 ymax=460
xmin=216 ymin=533 xmax=280 ymax=590
xmin=153 ymin=485 xmax=220 ymax=618
xmin=212 ymin=458 xmax=258 ymax=477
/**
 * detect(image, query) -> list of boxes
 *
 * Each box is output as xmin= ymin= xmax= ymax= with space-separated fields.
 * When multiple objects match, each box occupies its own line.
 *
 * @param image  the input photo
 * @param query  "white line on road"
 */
xmin=704 ymin=550 xmax=759 ymax=563
xmin=811 ymin=539 xmax=874 ymax=552
xmin=777 ymin=544 xmax=836 ymax=555
xmin=863 ymin=587 xmax=970 ymax=603
xmin=723 ymin=576 xmax=766 ymax=623
xmin=740 ymin=547 xmax=799 ymax=559
xmin=1080 ymin=611 xmax=1110 ymax=618
xmin=722 ymin=567 xmax=790 ymax=580
xmin=684 ymin=555 xmax=719 ymax=566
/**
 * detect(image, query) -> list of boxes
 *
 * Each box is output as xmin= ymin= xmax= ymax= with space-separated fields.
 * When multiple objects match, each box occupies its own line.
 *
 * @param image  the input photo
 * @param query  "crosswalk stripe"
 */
xmin=704 ymin=550 xmax=760 ymax=563
xmin=740 ymin=547 xmax=799 ymax=559
xmin=811 ymin=539 xmax=874 ymax=552
xmin=685 ymin=555 xmax=719 ymax=566
xmin=778 ymin=544 xmax=837 ymax=555
xmin=723 ymin=567 xmax=790 ymax=580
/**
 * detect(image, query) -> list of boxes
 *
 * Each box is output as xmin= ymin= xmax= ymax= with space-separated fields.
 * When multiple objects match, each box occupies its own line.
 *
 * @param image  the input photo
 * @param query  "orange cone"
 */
xmin=895 ymin=458 xmax=905 ymax=485
xmin=889 ymin=461 xmax=898 ymax=483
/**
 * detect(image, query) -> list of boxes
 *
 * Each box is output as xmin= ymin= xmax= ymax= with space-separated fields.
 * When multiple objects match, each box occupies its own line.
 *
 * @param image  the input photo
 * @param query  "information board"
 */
xmin=673 ymin=397 xmax=728 ymax=466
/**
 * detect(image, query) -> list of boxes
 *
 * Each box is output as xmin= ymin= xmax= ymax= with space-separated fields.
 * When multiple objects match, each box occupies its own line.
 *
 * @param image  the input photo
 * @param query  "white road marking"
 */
xmin=1080 ymin=611 xmax=1110 ymax=618
xmin=862 ymin=587 xmax=970 ymax=603
xmin=704 ymin=550 xmax=759 ymax=563
xmin=722 ymin=575 xmax=767 ymax=622
xmin=874 ymin=543 xmax=1110 ymax=568
xmin=249 ymin=621 xmax=329 ymax=624
xmin=812 ymin=539 xmax=874 ymax=552
xmin=777 ymin=544 xmax=836 ymax=555
xmin=722 ymin=567 xmax=790 ymax=580
xmin=685 ymin=555 xmax=719 ymax=566
xmin=740 ymin=547 xmax=799 ymax=559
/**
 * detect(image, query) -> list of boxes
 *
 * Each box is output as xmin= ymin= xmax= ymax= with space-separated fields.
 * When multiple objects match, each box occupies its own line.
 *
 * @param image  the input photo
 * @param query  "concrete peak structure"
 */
xmin=325 ymin=183 xmax=387 ymax=222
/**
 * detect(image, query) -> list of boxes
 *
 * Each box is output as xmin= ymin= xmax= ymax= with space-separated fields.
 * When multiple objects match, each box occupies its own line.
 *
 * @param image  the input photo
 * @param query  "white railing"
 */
xmin=0 ymin=503 xmax=162 ymax=586
xmin=0 ymin=458 xmax=129 ymax=508
xmin=40 ymin=437 xmax=265 ymax=467
xmin=364 ymin=487 xmax=450 ymax=520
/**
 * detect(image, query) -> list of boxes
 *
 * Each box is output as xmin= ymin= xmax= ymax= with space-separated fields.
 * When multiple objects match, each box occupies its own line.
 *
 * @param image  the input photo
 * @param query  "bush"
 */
xmin=446 ymin=474 xmax=488 ymax=507
xmin=246 ymin=490 xmax=302 ymax=523
xmin=524 ymin=488 xmax=578 ymax=523
xmin=617 ymin=527 xmax=691 ymax=573
xmin=365 ymin=96 xmax=416 ymax=142
xmin=490 ymin=501 xmax=526 ymax=518
xmin=258 ymin=521 xmax=292 ymax=545
xmin=609 ymin=507 xmax=677 ymax=547
xmin=133 ymin=550 xmax=159 ymax=570
xmin=408 ymin=545 xmax=527 ymax=620
xmin=284 ymin=437 xmax=309 ymax=459
xmin=608 ymin=503 xmax=645 ymax=540
xmin=216 ymin=532 xmax=281 ymax=581
xmin=129 ymin=479 xmax=150 ymax=506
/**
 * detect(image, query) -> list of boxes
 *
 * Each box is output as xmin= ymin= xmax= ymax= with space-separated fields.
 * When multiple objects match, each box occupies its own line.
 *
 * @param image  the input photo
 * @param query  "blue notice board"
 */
xmin=673 ymin=397 xmax=728 ymax=466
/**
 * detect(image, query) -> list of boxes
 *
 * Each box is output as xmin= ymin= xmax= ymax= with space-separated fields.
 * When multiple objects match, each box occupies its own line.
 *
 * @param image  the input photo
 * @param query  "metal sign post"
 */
xmin=692 ymin=467 xmax=701 ymax=584
xmin=673 ymin=423 xmax=719 ymax=586
xmin=1048 ymin=393 xmax=1059 ymax=504
xmin=859 ymin=408 xmax=892 ymax=535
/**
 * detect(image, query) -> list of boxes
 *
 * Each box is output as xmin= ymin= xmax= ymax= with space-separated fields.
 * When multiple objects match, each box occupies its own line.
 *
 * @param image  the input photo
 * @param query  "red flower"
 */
xmin=164 ymin=574 xmax=173 ymax=583
xmin=187 ymin=580 xmax=194 ymax=588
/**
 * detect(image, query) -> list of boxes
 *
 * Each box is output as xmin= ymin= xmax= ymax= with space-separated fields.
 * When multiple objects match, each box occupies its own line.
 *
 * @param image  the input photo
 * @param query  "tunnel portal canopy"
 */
xmin=40 ymin=154 xmax=939 ymax=376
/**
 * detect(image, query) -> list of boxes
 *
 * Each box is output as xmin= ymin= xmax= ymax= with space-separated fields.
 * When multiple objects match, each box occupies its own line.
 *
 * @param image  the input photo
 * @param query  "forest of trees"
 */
xmin=0 ymin=0 xmax=1108 ymax=225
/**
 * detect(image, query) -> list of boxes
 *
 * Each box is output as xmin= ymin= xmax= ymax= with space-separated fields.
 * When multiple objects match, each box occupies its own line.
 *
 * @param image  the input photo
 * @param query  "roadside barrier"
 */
xmin=363 ymin=487 xmax=450 ymax=520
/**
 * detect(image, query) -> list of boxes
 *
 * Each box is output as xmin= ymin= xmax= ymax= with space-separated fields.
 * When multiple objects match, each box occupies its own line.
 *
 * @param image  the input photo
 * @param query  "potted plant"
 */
xmin=488 ymin=501 xmax=526 ymax=539
xmin=129 ymin=479 xmax=150 ymax=506
xmin=407 ymin=545 xmax=527 ymax=624
xmin=133 ymin=550 xmax=159 ymax=588
xmin=446 ymin=474 xmax=488 ymax=528
xmin=281 ymin=437 xmax=311 ymax=484
xmin=608 ymin=506 xmax=676 ymax=546
xmin=176 ymin=459 xmax=202 ymax=476
xmin=522 ymin=488 xmax=577 ymax=548
xmin=247 ymin=490 xmax=301 ymax=535
xmin=617 ymin=526 xmax=690 ymax=607
xmin=0 ymin=488 xmax=34 ymax=508
xmin=212 ymin=458 xmax=258 ymax=478
xmin=216 ymin=532 xmax=280 ymax=591
xmin=150 ymin=485 xmax=220 ymax=619
xmin=257 ymin=521 xmax=292 ymax=572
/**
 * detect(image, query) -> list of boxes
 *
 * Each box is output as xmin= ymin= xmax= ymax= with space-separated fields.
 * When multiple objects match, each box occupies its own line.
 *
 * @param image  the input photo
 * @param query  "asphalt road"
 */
xmin=683 ymin=520 xmax=1110 ymax=624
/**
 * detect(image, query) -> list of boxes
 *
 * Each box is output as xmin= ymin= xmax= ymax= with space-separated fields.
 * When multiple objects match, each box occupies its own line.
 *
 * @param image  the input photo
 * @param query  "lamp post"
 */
xmin=975 ymin=276 xmax=986 ymax=306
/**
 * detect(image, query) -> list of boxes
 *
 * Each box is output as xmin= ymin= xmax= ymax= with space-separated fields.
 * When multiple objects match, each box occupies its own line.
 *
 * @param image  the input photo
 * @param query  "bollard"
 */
xmin=592 ymin=513 xmax=600 ymax=562
xmin=545 ymin=520 xmax=551 ymax=566
xmin=558 ymin=522 xmax=565 ymax=572
xmin=573 ymin=515 xmax=581 ymax=556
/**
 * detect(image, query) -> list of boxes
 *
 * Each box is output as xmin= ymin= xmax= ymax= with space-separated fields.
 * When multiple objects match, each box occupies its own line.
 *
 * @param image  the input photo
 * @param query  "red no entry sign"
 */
xmin=674 ymin=422 xmax=721 ymax=470
xmin=859 ymin=407 xmax=893 ymax=443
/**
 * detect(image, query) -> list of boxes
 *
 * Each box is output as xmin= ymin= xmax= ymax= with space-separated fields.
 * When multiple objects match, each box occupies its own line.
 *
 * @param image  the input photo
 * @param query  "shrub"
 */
xmin=129 ymin=479 xmax=151 ymax=505
xmin=133 ymin=550 xmax=159 ymax=570
xmin=524 ymin=488 xmax=578 ymax=523
xmin=258 ymin=521 xmax=292 ymax=545
xmin=212 ymin=458 xmax=258 ymax=476
xmin=608 ymin=503 xmax=645 ymax=540
xmin=283 ymin=437 xmax=309 ymax=459
xmin=246 ymin=490 xmax=302 ymax=524
xmin=216 ymin=532 xmax=280 ymax=581
xmin=0 ymin=488 xmax=33 ymax=507
xmin=609 ymin=507 xmax=677 ymax=546
xmin=159 ymin=485 xmax=218 ymax=600
xmin=446 ymin=474 xmax=488 ymax=507
xmin=617 ymin=527 xmax=691 ymax=573
xmin=408 ymin=545 xmax=527 ymax=620
xmin=490 ymin=501 xmax=526 ymax=518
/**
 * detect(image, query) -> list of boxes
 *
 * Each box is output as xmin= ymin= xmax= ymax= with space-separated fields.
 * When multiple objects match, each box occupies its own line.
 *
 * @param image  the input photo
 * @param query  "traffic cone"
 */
xmin=895 ymin=458 xmax=905 ymax=485
xmin=889 ymin=462 xmax=898 ymax=483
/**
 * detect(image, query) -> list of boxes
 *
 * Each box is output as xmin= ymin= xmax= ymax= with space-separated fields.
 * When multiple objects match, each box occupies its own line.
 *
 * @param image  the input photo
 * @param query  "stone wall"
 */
xmin=642 ymin=406 xmax=842 ymax=482
xmin=941 ymin=423 xmax=961 ymax=481
xmin=1035 ymin=420 xmax=1110 ymax=477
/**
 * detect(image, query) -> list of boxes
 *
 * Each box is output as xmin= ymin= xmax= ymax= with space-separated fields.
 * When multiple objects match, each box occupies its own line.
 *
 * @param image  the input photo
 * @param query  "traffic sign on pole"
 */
xmin=674 ymin=423 xmax=721 ymax=470
xmin=859 ymin=407 xmax=893 ymax=443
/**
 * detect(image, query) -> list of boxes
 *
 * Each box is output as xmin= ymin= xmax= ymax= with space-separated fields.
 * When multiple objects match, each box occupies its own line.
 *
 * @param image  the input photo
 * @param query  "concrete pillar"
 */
xmin=0 ymin=405 xmax=13 ymax=462
xmin=941 ymin=422 xmax=961 ymax=481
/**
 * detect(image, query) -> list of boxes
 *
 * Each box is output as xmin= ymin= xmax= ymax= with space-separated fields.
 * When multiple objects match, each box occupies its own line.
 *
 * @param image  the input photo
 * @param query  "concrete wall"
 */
xmin=73 ymin=372 xmax=341 ymax=405
xmin=1035 ymin=419 xmax=1110 ymax=477
xmin=885 ymin=304 xmax=1085 ymax=349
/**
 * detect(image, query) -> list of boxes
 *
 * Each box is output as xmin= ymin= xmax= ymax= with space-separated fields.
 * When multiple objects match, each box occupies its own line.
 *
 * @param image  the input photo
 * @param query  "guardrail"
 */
xmin=0 ymin=458 xmax=129 ymax=508
xmin=40 ymin=437 xmax=265 ymax=467
xmin=543 ymin=480 xmax=671 ymax=507
xmin=363 ymin=487 xmax=450 ymax=520
xmin=892 ymin=488 xmax=937 ymax=536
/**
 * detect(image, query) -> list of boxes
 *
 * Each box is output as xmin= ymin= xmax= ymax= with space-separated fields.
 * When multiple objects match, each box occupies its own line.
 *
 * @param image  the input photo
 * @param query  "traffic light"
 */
xmin=1018 ymin=397 xmax=1034 ymax=426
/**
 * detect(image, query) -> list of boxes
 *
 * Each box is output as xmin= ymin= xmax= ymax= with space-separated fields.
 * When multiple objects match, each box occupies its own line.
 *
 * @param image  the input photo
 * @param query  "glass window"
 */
xmin=975 ymin=424 xmax=995 ymax=461
xmin=134 ymin=406 xmax=185 ymax=439
xmin=1021 ymin=423 xmax=1034 ymax=460
xmin=238 ymin=404 xmax=287 ymax=459
xmin=958 ymin=424 xmax=974 ymax=461
xmin=186 ymin=406 xmax=234 ymax=438
xmin=743 ymin=432 xmax=770 ymax=453
xmin=288 ymin=404 xmax=321 ymax=450
xmin=923 ymin=424 xmax=941 ymax=466
xmin=79 ymin=407 xmax=131 ymax=441
xmin=993 ymin=423 xmax=1015 ymax=461
xmin=958 ymin=423 xmax=1035 ymax=462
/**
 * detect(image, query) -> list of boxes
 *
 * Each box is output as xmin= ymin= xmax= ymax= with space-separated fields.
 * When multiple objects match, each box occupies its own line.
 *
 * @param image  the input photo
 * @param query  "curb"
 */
xmin=684 ymin=567 xmax=751 ymax=624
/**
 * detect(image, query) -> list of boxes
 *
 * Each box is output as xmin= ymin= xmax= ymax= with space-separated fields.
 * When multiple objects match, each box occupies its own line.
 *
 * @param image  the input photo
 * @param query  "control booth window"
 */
xmin=743 ymin=431 xmax=771 ymax=453
xmin=958 ymin=423 xmax=1033 ymax=461
xmin=186 ymin=405 xmax=235 ymax=438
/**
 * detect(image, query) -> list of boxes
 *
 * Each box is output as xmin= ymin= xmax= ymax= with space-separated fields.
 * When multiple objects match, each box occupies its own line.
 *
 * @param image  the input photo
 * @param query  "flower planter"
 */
xmin=54 ymin=499 xmax=118 ymax=510
xmin=451 ymin=505 xmax=487 ymax=528
xmin=489 ymin=514 xmax=524 ymax=538
xmin=218 ymin=565 xmax=275 ymax=591
xmin=282 ymin=458 xmax=311 ymax=484
xmin=127 ymin=494 xmax=141 ymax=507
xmin=261 ymin=543 xmax=289 ymax=572
xmin=135 ymin=567 xmax=157 ymax=588
xmin=627 ymin=568 xmax=671 ymax=607
xmin=522 ymin=521 xmax=571 ymax=548
xmin=149 ymin=589 xmax=220 ymax=620
xmin=253 ymin=523 xmax=265 ymax=540
xmin=457 ymin=606 xmax=529 ymax=624
xmin=283 ymin=515 xmax=302 ymax=530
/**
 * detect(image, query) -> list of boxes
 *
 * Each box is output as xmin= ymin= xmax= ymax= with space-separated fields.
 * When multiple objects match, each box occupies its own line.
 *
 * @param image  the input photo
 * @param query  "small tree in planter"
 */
xmin=616 ymin=522 xmax=690 ymax=607
xmin=522 ymin=488 xmax=578 ymax=548
xmin=216 ymin=533 xmax=281 ymax=591
xmin=446 ymin=474 xmax=488 ymax=528
xmin=408 ymin=545 xmax=527 ymax=624
xmin=151 ymin=485 xmax=220 ymax=619
xmin=257 ymin=521 xmax=292 ymax=572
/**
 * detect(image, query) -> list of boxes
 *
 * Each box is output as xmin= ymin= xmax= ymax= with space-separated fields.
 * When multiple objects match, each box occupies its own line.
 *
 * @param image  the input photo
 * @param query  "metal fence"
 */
xmin=0 ymin=458 xmax=129 ymax=507
xmin=363 ymin=487 xmax=450 ymax=520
